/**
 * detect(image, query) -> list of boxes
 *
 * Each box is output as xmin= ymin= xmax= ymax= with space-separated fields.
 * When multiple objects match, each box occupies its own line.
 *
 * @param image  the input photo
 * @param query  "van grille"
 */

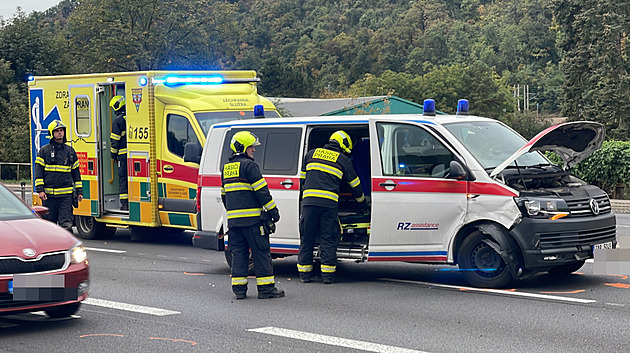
xmin=0 ymin=253 xmax=67 ymax=275
xmin=539 ymin=225 xmax=617 ymax=250
xmin=566 ymin=195 xmax=611 ymax=217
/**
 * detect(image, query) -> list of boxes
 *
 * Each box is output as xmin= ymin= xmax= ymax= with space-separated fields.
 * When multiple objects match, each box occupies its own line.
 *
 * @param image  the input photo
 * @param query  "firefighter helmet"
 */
xmin=109 ymin=95 xmax=126 ymax=112
xmin=329 ymin=130 xmax=353 ymax=153
xmin=47 ymin=120 xmax=66 ymax=136
xmin=230 ymin=131 xmax=261 ymax=153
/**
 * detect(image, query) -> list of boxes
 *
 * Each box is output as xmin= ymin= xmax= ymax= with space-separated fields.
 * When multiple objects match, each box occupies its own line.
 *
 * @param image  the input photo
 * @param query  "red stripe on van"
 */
xmin=372 ymin=178 xmax=467 ymax=194
xmin=468 ymin=182 xmax=518 ymax=197
xmin=198 ymin=174 xmax=300 ymax=191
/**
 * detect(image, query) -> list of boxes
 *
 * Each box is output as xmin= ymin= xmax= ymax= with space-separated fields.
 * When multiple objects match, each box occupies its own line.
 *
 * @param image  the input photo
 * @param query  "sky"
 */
xmin=0 ymin=0 xmax=61 ymax=20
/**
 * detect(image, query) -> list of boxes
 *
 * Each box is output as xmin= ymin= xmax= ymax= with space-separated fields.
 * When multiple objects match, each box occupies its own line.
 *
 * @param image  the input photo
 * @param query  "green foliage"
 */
xmin=547 ymin=141 xmax=630 ymax=199
xmin=550 ymin=0 xmax=630 ymax=139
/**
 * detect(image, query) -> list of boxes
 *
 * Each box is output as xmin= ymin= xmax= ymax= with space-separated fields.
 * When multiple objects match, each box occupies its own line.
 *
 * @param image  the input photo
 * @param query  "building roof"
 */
xmin=271 ymin=96 xmax=444 ymax=117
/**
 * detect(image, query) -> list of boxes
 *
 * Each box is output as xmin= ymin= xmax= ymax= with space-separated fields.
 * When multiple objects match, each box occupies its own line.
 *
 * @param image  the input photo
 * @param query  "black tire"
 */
xmin=458 ymin=231 xmax=514 ymax=288
xmin=548 ymin=260 xmax=586 ymax=276
xmin=224 ymin=249 xmax=255 ymax=275
xmin=44 ymin=303 xmax=81 ymax=318
xmin=75 ymin=216 xmax=116 ymax=240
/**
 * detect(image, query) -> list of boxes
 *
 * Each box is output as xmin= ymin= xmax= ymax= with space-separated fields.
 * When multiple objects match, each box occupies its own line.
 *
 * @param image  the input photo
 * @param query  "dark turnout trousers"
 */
xmin=298 ymin=205 xmax=340 ymax=283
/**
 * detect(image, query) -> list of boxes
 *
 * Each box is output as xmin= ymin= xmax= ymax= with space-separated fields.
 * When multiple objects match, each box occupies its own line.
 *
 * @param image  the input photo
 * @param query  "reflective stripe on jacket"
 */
xmin=300 ymin=142 xmax=364 ymax=207
xmin=34 ymin=140 xmax=83 ymax=197
xmin=221 ymin=154 xmax=276 ymax=227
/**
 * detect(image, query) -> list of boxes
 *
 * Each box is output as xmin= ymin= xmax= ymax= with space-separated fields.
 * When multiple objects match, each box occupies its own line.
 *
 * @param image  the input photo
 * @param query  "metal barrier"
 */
xmin=0 ymin=162 xmax=31 ymax=182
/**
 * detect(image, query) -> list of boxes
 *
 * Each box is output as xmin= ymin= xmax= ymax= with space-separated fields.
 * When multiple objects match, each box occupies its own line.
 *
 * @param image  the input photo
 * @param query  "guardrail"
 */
xmin=0 ymin=162 xmax=31 ymax=182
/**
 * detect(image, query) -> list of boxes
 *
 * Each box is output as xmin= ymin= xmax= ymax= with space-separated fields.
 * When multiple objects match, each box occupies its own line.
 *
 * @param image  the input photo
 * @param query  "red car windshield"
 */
xmin=0 ymin=185 xmax=37 ymax=221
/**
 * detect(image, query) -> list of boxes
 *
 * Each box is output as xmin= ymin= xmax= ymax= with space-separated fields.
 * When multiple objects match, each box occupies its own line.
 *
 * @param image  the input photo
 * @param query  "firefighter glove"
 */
xmin=269 ymin=208 xmax=280 ymax=223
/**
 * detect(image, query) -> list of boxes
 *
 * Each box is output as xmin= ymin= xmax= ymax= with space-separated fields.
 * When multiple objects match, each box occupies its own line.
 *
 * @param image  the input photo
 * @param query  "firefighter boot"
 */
xmin=257 ymin=285 xmax=285 ymax=299
xmin=299 ymin=273 xmax=311 ymax=283
xmin=235 ymin=292 xmax=247 ymax=300
xmin=322 ymin=274 xmax=335 ymax=284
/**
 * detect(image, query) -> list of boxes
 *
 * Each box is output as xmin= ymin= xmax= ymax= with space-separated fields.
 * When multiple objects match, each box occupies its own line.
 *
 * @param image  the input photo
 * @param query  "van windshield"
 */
xmin=195 ymin=110 xmax=281 ymax=135
xmin=444 ymin=121 xmax=549 ymax=170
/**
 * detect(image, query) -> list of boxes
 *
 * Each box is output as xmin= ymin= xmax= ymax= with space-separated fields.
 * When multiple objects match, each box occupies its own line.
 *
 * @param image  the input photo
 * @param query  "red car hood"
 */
xmin=0 ymin=218 xmax=77 ymax=258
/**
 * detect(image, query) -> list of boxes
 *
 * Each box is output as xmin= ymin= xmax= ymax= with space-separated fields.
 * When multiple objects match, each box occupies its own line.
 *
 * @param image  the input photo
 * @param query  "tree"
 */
xmin=551 ymin=0 xmax=630 ymax=139
xmin=63 ymin=0 xmax=241 ymax=72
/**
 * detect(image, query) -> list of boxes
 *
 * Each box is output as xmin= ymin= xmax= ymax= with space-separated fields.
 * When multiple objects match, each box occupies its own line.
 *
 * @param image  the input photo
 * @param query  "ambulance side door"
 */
xmin=68 ymin=84 xmax=98 ymax=217
xmin=158 ymin=108 xmax=204 ymax=228
xmin=368 ymin=120 xmax=467 ymax=262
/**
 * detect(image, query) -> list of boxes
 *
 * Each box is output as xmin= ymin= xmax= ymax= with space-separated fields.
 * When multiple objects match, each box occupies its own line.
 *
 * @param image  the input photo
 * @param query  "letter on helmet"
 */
xmin=230 ymin=131 xmax=261 ymax=153
xmin=109 ymin=95 xmax=126 ymax=112
xmin=329 ymin=130 xmax=353 ymax=153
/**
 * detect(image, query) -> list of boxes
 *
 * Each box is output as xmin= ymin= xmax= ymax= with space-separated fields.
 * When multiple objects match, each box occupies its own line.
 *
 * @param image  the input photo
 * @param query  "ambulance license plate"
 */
xmin=593 ymin=241 xmax=613 ymax=250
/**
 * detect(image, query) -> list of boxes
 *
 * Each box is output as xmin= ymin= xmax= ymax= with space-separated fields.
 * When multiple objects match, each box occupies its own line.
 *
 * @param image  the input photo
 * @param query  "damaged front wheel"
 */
xmin=458 ymin=231 xmax=514 ymax=288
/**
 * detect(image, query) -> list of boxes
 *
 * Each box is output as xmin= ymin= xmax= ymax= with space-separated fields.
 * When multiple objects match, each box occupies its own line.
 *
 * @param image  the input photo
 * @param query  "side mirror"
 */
xmin=184 ymin=142 xmax=202 ymax=164
xmin=448 ymin=160 xmax=469 ymax=180
xmin=32 ymin=205 xmax=49 ymax=218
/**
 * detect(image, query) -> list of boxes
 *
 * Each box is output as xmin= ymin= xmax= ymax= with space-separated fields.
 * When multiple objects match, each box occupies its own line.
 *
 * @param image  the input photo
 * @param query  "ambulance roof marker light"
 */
xmin=157 ymin=75 xmax=224 ymax=86
xmin=423 ymin=99 xmax=436 ymax=116
xmin=457 ymin=99 xmax=469 ymax=116
xmin=254 ymin=104 xmax=265 ymax=119
xmin=139 ymin=76 xmax=148 ymax=86
xmin=27 ymin=76 xmax=35 ymax=82
xmin=106 ymin=77 xmax=115 ymax=82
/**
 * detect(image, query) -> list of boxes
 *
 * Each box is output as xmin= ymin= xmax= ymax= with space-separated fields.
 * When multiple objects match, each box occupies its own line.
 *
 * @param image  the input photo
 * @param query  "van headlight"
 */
xmin=515 ymin=197 xmax=570 ymax=220
xmin=71 ymin=242 xmax=88 ymax=264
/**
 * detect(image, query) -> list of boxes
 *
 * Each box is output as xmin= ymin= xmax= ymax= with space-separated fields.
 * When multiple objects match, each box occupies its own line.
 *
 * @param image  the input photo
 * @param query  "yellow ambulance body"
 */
xmin=29 ymin=71 xmax=279 ymax=239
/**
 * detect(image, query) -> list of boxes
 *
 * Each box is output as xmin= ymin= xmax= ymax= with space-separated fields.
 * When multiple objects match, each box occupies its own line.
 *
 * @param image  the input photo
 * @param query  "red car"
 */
xmin=0 ymin=183 xmax=89 ymax=317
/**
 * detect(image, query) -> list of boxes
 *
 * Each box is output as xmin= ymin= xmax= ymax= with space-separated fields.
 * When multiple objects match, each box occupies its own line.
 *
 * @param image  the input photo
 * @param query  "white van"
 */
xmin=194 ymin=101 xmax=617 ymax=288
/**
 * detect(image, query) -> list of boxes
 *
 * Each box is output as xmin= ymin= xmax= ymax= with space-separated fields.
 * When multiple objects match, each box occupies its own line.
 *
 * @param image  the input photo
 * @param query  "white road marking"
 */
xmin=249 ymin=326 xmax=428 ymax=353
xmin=84 ymin=247 xmax=127 ymax=254
xmin=380 ymin=278 xmax=597 ymax=304
xmin=84 ymin=298 xmax=180 ymax=316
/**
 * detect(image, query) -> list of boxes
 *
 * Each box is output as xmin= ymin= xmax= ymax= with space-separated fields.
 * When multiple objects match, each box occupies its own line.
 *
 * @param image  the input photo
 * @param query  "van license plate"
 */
xmin=7 ymin=280 xmax=12 ymax=294
xmin=593 ymin=242 xmax=613 ymax=250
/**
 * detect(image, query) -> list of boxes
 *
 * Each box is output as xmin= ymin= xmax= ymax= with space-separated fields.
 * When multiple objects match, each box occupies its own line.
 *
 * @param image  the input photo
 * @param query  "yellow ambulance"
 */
xmin=29 ymin=70 xmax=279 ymax=239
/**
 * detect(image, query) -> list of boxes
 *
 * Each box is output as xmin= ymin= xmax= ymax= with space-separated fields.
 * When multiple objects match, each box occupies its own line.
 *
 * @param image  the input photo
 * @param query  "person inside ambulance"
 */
xmin=221 ymin=131 xmax=284 ymax=300
xmin=298 ymin=130 xmax=369 ymax=284
xmin=109 ymin=95 xmax=128 ymax=211
xmin=34 ymin=120 xmax=83 ymax=230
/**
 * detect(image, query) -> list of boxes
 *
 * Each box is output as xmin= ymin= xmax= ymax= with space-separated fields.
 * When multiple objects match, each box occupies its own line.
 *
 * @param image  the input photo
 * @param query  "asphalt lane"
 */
xmin=1 ymin=218 xmax=630 ymax=352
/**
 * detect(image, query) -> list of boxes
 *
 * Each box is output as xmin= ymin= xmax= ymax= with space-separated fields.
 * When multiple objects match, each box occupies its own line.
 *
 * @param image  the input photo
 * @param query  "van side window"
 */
xmin=167 ymin=114 xmax=200 ymax=158
xmin=221 ymin=128 xmax=302 ymax=175
xmin=377 ymin=122 xmax=455 ymax=178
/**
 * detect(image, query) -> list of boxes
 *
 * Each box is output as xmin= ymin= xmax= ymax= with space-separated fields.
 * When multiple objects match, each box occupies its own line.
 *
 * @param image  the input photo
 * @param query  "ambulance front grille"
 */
xmin=566 ymin=195 xmax=611 ymax=217
xmin=538 ymin=225 xmax=617 ymax=250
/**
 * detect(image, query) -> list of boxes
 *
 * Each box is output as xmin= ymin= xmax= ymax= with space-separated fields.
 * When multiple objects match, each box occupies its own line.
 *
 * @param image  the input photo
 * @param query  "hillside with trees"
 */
xmin=0 ymin=0 xmax=628 ymax=167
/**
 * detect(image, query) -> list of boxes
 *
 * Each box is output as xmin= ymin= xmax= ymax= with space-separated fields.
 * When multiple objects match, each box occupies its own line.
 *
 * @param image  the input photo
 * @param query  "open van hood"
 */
xmin=490 ymin=121 xmax=605 ymax=177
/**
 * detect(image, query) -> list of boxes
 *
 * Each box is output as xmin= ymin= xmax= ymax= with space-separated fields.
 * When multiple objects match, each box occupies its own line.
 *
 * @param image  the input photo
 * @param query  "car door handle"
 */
xmin=163 ymin=165 xmax=174 ymax=173
xmin=280 ymin=179 xmax=294 ymax=186
xmin=379 ymin=180 xmax=398 ymax=188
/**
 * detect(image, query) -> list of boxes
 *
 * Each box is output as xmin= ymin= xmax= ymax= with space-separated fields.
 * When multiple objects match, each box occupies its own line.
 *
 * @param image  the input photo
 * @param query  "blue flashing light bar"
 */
xmin=423 ymin=99 xmax=436 ymax=116
xmin=457 ymin=99 xmax=469 ymax=116
xmin=153 ymin=75 xmax=224 ymax=85
xmin=139 ymin=76 xmax=148 ymax=86
xmin=254 ymin=104 xmax=265 ymax=118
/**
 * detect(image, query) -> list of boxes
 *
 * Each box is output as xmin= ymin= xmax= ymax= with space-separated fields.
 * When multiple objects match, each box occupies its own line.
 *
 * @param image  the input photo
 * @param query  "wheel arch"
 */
xmin=452 ymin=220 xmax=526 ymax=279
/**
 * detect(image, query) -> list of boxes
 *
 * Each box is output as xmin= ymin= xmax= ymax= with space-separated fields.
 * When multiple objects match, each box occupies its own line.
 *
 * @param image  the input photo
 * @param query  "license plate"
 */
xmin=593 ymin=241 xmax=613 ymax=250
xmin=7 ymin=280 xmax=12 ymax=294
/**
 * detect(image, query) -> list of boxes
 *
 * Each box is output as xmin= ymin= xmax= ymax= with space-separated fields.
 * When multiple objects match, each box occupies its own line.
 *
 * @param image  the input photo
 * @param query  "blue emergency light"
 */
xmin=27 ymin=76 xmax=35 ymax=81
xmin=139 ymin=76 xmax=148 ymax=86
xmin=457 ymin=99 xmax=469 ymax=116
xmin=423 ymin=99 xmax=436 ymax=116
xmin=254 ymin=104 xmax=265 ymax=118
xmin=153 ymin=75 xmax=224 ymax=86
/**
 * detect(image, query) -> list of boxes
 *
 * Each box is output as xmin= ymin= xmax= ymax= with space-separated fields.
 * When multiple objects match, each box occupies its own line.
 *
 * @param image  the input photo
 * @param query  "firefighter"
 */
xmin=109 ymin=95 xmax=128 ymax=211
xmin=221 ymin=131 xmax=284 ymax=300
xmin=298 ymin=130 xmax=367 ymax=284
xmin=34 ymin=120 xmax=83 ymax=230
